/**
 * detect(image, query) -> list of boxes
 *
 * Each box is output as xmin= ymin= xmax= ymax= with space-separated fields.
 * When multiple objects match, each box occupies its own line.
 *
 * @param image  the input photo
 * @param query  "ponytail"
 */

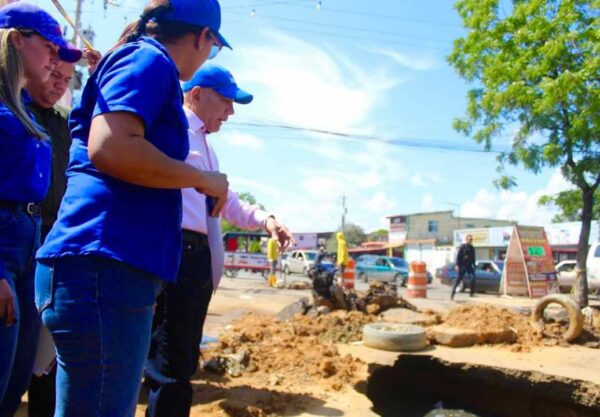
xmin=113 ymin=0 xmax=206 ymax=50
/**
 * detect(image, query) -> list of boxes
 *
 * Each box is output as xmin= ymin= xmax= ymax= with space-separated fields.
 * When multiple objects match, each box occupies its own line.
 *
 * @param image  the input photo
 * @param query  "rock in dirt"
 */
xmin=430 ymin=325 xmax=481 ymax=348
xmin=316 ymin=306 xmax=331 ymax=315
xmin=305 ymin=307 xmax=319 ymax=319
xmin=276 ymin=297 xmax=310 ymax=322
xmin=381 ymin=308 xmax=440 ymax=326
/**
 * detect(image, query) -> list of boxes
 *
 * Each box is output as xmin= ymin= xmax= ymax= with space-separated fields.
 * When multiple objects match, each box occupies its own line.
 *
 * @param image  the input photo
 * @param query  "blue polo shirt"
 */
xmin=0 ymin=94 xmax=51 ymax=203
xmin=37 ymin=37 xmax=189 ymax=282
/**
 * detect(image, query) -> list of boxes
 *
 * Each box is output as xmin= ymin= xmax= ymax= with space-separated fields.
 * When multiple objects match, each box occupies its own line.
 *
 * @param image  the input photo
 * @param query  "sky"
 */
xmin=30 ymin=0 xmax=574 ymax=233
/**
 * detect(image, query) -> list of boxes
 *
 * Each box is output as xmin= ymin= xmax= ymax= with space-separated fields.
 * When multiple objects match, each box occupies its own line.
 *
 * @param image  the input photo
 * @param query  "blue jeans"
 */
xmin=35 ymin=256 xmax=163 ymax=417
xmin=0 ymin=207 xmax=41 ymax=416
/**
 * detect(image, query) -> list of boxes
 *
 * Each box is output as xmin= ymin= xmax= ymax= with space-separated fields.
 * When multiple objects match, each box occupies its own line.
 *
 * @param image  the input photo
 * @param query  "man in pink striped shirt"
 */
xmin=144 ymin=64 xmax=293 ymax=417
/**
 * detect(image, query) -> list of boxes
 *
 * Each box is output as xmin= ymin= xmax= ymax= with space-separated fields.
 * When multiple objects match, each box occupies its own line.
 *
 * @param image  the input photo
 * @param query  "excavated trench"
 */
xmin=366 ymin=355 xmax=600 ymax=417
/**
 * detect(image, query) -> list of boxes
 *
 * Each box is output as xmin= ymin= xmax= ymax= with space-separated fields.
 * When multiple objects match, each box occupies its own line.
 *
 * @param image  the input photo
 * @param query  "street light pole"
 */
xmin=445 ymin=202 xmax=461 ymax=230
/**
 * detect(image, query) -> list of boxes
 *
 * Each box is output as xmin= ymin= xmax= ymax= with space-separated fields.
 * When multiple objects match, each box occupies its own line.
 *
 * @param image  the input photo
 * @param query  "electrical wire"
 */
xmin=228 ymin=10 xmax=453 ymax=44
xmin=226 ymin=17 xmax=450 ymax=51
xmin=227 ymin=120 xmax=511 ymax=154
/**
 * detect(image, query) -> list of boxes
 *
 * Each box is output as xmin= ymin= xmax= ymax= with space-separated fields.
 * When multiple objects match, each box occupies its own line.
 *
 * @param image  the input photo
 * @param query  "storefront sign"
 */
xmin=502 ymin=226 xmax=558 ymax=298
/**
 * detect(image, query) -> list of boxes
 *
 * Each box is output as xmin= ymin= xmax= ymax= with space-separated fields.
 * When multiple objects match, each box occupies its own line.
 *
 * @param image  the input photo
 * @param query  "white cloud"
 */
xmin=362 ymin=191 xmax=396 ymax=214
xmin=421 ymin=194 xmax=435 ymax=211
xmin=460 ymin=170 xmax=575 ymax=225
xmin=217 ymin=131 xmax=264 ymax=150
xmin=228 ymin=29 xmax=401 ymax=133
xmin=409 ymin=172 xmax=444 ymax=187
xmin=371 ymin=48 xmax=437 ymax=71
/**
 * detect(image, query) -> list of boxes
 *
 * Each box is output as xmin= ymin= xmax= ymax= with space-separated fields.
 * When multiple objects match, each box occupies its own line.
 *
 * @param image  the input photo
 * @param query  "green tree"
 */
xmin=448 ymin=0 xmax=599 ymax=306
xmin=221 ymin=192 xmax=266 ymax=233
xmin=368 ymin=229 xmax=389 ymax=242
xmin=539 ymin=189 xmax=600 ymax=222
xmin=325 ymin=223 xmax=367 ymax=251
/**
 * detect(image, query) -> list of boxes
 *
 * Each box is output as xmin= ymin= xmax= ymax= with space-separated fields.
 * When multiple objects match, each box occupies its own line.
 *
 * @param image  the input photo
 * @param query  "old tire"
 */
xmin=531 ymin=294 xmax=584 ymax=342
xmin=283 ymin=265 xmax=290 ymax=275
xmin=363 ymin=323 xmax=427 ymax=352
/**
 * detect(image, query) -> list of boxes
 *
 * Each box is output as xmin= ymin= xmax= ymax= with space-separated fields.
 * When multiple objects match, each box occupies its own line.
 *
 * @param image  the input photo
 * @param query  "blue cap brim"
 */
xmin=214 ymin=31 xmax=232 ymax=50
xmin=215 ymin=84 xmax=253 ymax=104
xmin=45 ymin=33 xmax=82 ymax=63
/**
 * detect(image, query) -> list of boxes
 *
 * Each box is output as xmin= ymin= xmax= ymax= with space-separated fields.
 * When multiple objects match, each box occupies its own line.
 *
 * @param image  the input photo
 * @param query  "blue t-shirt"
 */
xmin=37 ymin=37 xmax=189 ymax=282
xmin=0 ymin=94 xmax=51 ymax=203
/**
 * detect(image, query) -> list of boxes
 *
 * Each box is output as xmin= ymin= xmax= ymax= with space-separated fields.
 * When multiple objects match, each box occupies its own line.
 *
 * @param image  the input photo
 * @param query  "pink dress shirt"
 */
xmin=181 ymin=107 xmax=270 ymax=289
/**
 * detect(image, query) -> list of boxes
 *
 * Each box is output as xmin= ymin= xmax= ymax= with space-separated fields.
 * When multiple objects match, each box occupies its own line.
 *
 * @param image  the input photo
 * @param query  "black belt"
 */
xmin=0 ymin=200 xmax=41 ymax=216
xmin=183 ymin=229 xmax=209 ymax=247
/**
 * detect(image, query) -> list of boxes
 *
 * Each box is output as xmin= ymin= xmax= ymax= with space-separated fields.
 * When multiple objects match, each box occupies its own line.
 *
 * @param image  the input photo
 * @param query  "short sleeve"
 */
xmin=92 ymin=44 xmax=175 ymax=131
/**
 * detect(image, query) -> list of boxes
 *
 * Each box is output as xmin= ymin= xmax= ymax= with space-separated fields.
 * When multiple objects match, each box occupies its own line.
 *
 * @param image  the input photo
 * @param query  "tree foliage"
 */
xmin=539 ymin=189 xmax=600 ymax=222
xmin=448 ymin=0 xmax=599 ymax=305
xmin=325 ymin=223 xmax=367 ymax=251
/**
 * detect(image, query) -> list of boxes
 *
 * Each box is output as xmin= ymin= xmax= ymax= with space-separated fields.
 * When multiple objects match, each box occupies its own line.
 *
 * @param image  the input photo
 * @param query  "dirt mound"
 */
xmin=206 ymin=311 xmax=371 ymax=392
xmin=439 ymin=305 xmax=543 ymax=350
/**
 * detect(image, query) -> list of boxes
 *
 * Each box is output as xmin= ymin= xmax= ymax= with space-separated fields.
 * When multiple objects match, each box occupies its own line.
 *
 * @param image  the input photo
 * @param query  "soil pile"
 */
xmin=436 ymin=304 xmax=600 ymax=350
xmin=205 ymin=311 xmax=372 ymax=391
xmin=439 ymin=305 xmax=543 ymax=350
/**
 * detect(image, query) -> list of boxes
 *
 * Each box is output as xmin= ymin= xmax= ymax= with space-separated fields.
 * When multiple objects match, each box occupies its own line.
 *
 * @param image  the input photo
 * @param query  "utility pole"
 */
xmin=73 ymin=0 xmax=83 ymax=48
xmin=341 ymin=194 xmax=347 ymax=234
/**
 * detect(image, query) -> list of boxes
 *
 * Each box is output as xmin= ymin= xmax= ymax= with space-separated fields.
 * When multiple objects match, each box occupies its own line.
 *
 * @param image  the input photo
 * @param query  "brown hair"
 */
xmin=113 ymin=0 xmax=207 ymax=50
xmin=0 ymin=29 xmax=45 ymax=138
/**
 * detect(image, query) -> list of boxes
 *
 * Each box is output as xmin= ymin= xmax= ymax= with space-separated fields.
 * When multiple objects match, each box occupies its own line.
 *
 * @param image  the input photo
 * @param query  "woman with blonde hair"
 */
xmin=0 ymin=2 xmax=81 ymax=415
xmin=35 ymin=0 xmax=230 ymax=415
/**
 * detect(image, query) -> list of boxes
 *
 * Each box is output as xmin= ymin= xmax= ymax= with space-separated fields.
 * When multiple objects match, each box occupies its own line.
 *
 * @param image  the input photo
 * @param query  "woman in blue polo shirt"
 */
xmin=35 ymin=0 xmax=230 ymax=415
xmin=0 ymin=3 xmax=82 ymax=414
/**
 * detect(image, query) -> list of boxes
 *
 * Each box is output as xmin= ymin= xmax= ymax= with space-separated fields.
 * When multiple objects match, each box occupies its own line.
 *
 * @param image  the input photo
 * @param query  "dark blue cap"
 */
xmin=160 ymin=0 xmax=231 ymax=50
xmin=0 ymin=2 xmax=82 ymax=63
xmin=182 ymin=64 xmax=253 ymax=104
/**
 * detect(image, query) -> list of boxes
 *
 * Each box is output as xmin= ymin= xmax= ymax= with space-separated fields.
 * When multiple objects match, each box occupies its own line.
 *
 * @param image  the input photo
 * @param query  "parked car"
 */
xmin=439 ymin=260 xmax=504 ymax=294
xmin=586 ymin=243 xmax=600 ymax=294
xmin=555 ymin=260 xmax=577 ymax=293
xmin=356 ymin=256 xmax=432 ymax=286
xmin=282 ymin=250 xmax=318 ymax=275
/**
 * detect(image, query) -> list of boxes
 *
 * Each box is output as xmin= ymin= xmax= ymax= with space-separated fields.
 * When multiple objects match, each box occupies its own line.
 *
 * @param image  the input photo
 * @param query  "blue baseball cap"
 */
xmin=0 ymin=3 xmax=82 ymax=63
xmin=182 ymin=64 xmax=253 ymax=105
xmin=159 ymin=0 xmax=231 ymax=50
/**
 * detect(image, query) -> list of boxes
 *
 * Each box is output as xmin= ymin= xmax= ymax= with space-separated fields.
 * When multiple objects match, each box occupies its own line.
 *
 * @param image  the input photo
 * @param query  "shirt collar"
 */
xmin=183 ymin=106 xmax=206 ymax=134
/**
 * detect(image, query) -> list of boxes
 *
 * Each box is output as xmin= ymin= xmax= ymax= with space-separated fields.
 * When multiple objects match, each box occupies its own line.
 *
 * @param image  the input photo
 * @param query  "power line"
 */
xmin=227 ymin=120 xmax=511 ymax=154
xmin=290 ymin=2 xmax=461 ymax=28
xmin=229 ymin=11 xmax=452 ymax=45
xmin=226 ymin=17 xmax=450 ymax=51
xmin=222 ymin=0 xmax=313 ymax=11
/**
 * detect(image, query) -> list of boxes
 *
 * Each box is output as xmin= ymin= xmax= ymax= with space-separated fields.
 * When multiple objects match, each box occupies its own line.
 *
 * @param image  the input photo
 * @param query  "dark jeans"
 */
xmin=451 ymin=266 xmax=476 ymax=298
xmin=0 ymin=207 xmax=41 ymax=417
xmin=27 ymin=224 xmax=56 ymax=417
xmin=144 ymin=234 xmax=213 ymax=417
xmin=35 ymin=256 xmax=163 ymax=417
xmin=27 ymin=365 xmax=56 ymax=417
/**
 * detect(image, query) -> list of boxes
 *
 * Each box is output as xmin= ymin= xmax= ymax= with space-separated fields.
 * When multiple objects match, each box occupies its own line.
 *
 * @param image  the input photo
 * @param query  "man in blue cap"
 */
xmin=144 ymin=64 xmax=293 ymax=417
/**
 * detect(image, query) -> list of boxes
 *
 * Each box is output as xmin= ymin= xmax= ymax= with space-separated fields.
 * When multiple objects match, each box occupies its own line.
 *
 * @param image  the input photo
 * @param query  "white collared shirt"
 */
xmin=181 ymin=106 xmax=270 ymax=235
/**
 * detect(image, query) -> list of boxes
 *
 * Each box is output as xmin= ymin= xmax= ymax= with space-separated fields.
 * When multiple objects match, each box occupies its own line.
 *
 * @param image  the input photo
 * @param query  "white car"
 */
xmin=586 ymin=243 xmax=600 ymax=293
xmin=555 ymin=260 xmax=577 ymax=292
xmin=282 ymin=250 xmax=318 ymax=275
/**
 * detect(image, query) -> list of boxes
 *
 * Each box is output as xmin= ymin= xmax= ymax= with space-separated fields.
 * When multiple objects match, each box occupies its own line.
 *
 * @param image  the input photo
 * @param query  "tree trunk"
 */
xmin=573 ymin=187 xmax=593 ymax=307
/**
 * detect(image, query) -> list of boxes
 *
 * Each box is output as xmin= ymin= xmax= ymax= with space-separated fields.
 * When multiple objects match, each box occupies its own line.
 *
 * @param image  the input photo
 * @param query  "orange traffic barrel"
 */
xmin=343 ymin=258 xmax=356 ymax=289
xmin=406 ymin=261 xmax=427 ymax=298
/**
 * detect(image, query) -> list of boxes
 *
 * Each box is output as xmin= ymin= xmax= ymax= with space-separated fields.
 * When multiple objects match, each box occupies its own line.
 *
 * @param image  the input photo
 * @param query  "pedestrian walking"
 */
xmin=451 ymin=234 xmax=477 ymax=300
xmin=336 ymin=232 xmax=349 ymax=282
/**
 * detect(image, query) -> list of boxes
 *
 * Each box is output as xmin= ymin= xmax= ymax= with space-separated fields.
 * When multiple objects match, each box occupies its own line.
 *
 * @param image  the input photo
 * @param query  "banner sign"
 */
xmin=502 ymin=226 xmax=558 ymax=298
xmin=224 ymin=252 xmax=270 ymax=270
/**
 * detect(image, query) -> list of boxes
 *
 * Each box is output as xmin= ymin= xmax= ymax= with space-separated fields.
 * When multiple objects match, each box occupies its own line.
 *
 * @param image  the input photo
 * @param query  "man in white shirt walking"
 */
xmin=144 ymin=64 xmax=293 ymax=417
